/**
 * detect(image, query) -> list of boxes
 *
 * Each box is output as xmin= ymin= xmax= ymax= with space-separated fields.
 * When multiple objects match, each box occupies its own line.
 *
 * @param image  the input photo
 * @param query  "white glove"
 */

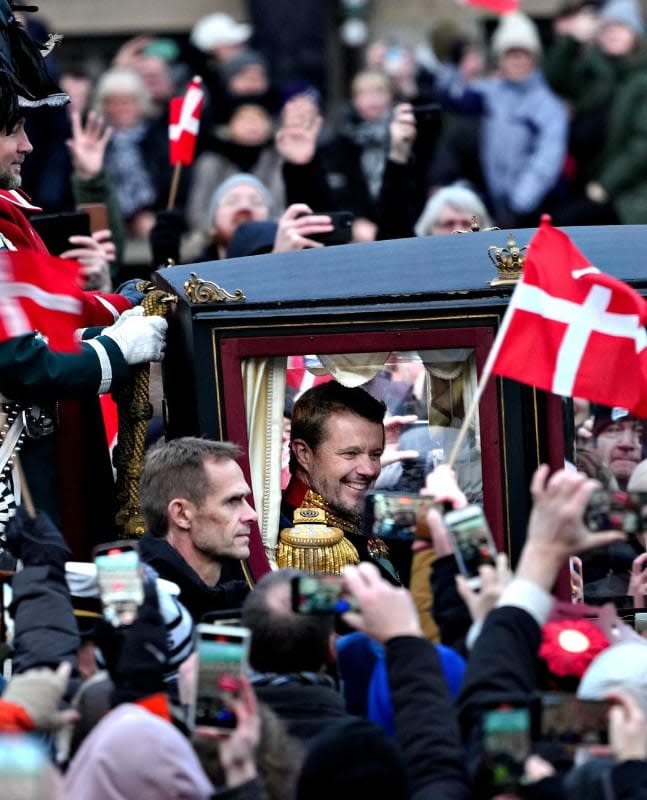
xmin=103 ymin=306 xmax=167 ymax=364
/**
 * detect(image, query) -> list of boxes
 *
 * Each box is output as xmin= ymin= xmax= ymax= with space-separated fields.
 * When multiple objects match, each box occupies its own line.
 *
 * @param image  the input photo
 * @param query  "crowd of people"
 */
xmin=4 ymin=385 xmax=647 ymax=799
xmin=12 ymin=0 xmax=647 ymax=286
xmin=4 ymin=0 xmax=647 ymax=798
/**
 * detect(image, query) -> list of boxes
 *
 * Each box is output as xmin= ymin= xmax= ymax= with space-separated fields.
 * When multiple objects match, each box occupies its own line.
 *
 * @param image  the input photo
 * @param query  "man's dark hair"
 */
xmin=140 ymin=436 xmax=240 ymax=538
xmin=289 ymin=381 xmax=386 ymax=475
xmin=241 ymin=569 xmax=334 ymax=674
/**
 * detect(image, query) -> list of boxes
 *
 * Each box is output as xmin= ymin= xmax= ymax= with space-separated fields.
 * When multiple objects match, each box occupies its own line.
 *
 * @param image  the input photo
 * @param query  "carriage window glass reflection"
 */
xmin=569 ymin=398 xmax=647 ymax=610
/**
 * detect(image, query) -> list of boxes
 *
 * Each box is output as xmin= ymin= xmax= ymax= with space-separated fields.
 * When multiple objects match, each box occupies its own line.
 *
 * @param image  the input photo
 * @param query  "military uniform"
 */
xmin=0 ymin=189 xmax=134 ymax=555
xmin=280 ymin=476 xmax=401 ymax=585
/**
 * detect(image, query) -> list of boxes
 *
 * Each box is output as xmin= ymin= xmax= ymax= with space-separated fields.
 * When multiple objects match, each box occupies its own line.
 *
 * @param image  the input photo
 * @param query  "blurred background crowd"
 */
xmin=16 ymin=0 xmax=647 ymax=286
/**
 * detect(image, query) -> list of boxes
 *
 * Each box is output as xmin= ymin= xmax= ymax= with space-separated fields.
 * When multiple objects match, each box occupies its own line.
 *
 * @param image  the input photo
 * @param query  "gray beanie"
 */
xmin=491 ymin=11 xmax=543 ymax=57
xmin=208 ymin=173 xmax=273 ymax=224
xmin=599 ymin=0 xmax=645 ymax=37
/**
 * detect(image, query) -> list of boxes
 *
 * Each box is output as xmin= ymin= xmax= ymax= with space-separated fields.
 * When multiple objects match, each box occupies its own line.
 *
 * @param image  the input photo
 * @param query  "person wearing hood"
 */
xmin=64 ymin=703 xmax=215 ymax=800
xmin=434 ymin=12 xmax=568 ymax=229
xmin=547 ymin=0 xmax=647 ymax=225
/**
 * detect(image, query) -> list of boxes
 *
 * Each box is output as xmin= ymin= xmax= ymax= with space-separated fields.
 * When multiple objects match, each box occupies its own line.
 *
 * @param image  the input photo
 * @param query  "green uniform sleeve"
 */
xmin=0 ymin=333 xmax=129 ymax=403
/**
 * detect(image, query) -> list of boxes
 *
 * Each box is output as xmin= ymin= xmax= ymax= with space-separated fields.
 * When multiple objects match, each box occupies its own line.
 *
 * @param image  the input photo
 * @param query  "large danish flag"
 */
xmin=490 ymin=217 xmax=647 ymax=416
xmin=0 ymin=250 xmax=82 ymax=353
xmin=169 ymin=75 xmax=204 ymax=166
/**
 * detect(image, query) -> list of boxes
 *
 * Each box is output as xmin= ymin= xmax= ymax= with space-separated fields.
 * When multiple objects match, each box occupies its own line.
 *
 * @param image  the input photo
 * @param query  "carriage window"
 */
xmin=281 ymin=349 xmax=483 ymax=503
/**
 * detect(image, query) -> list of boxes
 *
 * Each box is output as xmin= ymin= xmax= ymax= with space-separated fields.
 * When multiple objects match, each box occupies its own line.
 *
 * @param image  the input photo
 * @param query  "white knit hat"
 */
xmin=190 ymin=13 xmax=252 ymax=53
xmin=599 ymin=0 xmax=645 ymax=38
xmin=491 ymin=11 xmax=543 ymax=57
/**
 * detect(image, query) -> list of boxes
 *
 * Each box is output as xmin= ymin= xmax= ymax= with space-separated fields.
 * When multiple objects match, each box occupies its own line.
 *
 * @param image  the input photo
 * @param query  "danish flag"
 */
xmin=169 ymin=75 xmax=204 ymax=166
xmin=457 ymin=0 xmax=519 ymax=11
xmin=0 ymin=250 xmax=82 ymax=353
xmin=490 ymin=217 xmax=647 ymax=416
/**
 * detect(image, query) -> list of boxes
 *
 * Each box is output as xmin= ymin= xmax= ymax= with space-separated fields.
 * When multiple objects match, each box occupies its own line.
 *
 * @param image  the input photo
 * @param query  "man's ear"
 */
xmin=291 ymin=438 xmax=313 ymax=474
xmin=167 ymin=498 xmax=193 ymax=531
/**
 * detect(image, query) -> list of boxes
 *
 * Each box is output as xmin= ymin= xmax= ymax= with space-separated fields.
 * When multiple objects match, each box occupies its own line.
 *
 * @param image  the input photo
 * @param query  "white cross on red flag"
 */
xmin=456 ymin=0 xmax=519 ymax=12
xmin=490 ymin=216 xmax=647 ymax=416
xmin=169 ymin=75 xmax=204 ymax=166
xmin=0 ymin=250 xmax=83 ymax=353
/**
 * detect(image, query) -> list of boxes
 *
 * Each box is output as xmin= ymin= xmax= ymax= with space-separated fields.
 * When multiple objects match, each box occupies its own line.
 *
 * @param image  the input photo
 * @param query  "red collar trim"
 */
xmin=0 ymin=189 xmax=42 ymax=212
xmin=284 ymin=476 xmax=309 ymax=509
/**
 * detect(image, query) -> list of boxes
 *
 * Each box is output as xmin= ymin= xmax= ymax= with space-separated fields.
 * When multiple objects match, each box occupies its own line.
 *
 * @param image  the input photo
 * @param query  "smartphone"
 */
xmin=194 ymin=623 xmax=250 ymax=734
xmin=482 ymin=705 xmax=531 ymax=794
xmin=539 ymin=693 xmax=609 ymax=753
xmin=0 ymin=735 xmax=49 ymax=800
xmin=92 ymin=540 xmax=144 ymax=627
xmin=444 ymin=504 xmax=497 ymax=589
xmin=584 ymin=490 xmax=647 ymax=535
xmin=30 ymin=211 xmax=91 ymax=256
xmin=363 ymin=491 xmax=434 ymax=541
xmin=309 ymin=211 xmax=354 ymax=246
xmin=412 ymin=103 xmax=441 ymax=122
xmin=77 ymin=202 xmax=110 ymax=234
xmin=291 ymin=574 xmax=359 ymax=615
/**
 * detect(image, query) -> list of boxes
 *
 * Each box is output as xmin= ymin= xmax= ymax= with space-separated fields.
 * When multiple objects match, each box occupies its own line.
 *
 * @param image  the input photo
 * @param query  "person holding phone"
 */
xmin=455 ymin=466 xmax=625 ymax=794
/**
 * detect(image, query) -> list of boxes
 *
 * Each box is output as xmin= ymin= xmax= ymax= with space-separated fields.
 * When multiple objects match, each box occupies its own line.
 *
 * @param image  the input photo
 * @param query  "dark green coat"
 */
xmin=546 ymin=37 xmax=647 ymax=223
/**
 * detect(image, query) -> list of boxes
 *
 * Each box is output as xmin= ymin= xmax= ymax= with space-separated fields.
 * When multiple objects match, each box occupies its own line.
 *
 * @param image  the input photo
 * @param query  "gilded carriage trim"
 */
xmin=183 ymin=272 xmax=246 ymax=303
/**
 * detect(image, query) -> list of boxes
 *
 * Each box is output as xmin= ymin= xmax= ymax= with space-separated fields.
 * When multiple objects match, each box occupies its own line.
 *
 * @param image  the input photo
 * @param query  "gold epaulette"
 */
xmin=277 ymin=506 xmax=359 ymax=575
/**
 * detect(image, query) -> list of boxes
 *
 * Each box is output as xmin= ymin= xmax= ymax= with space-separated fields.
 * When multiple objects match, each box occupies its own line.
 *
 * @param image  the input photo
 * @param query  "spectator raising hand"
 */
xmin=195 ymin=675 xmax=261 ymax=789
xmin=518 ymin=465 xmax=626 ymax=591
xmin=388 ymin=102 xmax=416 ymax=164
xmin=275 ymin=93 xmax=323 ymax=166
xmin=272 ymin=203 xmax=333 ymax=253
xmin=66 ymin=110 xmax=113 ymax=181
xmin=342 ymin=562 xmax=423 ymax=643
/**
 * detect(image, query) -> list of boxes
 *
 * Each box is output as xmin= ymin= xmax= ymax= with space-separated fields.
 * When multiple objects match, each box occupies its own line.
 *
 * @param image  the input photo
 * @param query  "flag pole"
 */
xmin=167 ymin=162 xmax=182 ymax=210
xmin=446 ymin=283 xmax=520 ymax=469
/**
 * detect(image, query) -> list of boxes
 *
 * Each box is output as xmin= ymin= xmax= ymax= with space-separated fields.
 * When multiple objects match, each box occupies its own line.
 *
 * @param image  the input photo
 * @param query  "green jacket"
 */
xmin=546 ymin=37 xmax=647 ymax=223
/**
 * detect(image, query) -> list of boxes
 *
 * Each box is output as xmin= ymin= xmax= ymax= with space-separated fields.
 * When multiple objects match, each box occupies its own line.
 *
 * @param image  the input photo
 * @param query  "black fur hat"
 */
xmin=0 ymin=0 xmax=68 ymax=130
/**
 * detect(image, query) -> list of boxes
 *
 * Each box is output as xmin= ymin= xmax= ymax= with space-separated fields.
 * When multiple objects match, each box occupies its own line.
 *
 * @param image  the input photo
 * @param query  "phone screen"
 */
xmin=291 ymin=575 xmax=358 ymax=615
xmin=364 ymin=491 xmax=434 ymax=541
xmin=93 ymin=542 xmax=144 ymax=627
xmin=444 ymin=505 xmax=497 ymax=583
xmin=0 ymin=735 xmax=49 ymax=800
xmin=584 ymin=490 xmax=647 ymax=535
xmin=482 ymin=706 xmax=530 ymax=793
xmin=540 ymin=693 xmax=609 ymax=753
xmin=195 ymin=624 xmax=250 ymax=733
